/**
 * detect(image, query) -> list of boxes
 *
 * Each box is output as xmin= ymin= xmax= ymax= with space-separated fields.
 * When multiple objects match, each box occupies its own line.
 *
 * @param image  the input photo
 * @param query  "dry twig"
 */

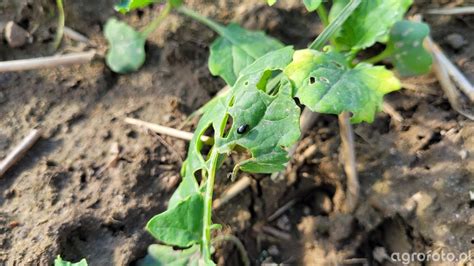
xmin=213 ymin=176 xmax=253 ymax=209
xmin=0 ymin=129 xmax=42 ymax=177
xmin=124 ymin=117 xmax=212 ymax=144
xmin=425 ymin=6 xmax=474 ymax=15
xmin=0 ymin=51 xmax=95 ymax=72
xmin=64 ymin=26 xmax=91 ymax=44
xmin=338 ymin=112 xmax=359 ymax=213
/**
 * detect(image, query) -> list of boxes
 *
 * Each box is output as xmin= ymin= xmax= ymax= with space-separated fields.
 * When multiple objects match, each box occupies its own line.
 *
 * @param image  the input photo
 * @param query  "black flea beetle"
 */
xmin=237 ymin=124 xmax=249 ymax=134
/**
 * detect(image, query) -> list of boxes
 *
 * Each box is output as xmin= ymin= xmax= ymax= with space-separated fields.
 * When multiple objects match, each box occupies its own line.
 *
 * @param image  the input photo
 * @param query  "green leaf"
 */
xmin=138 ymin=244 xmax=201 ymax=266
xmin=267 ymin=0 xmax=277 ymax=6
xmin=147 ymin=193 xmax=204 ymax=247
xmin=303 ymin=0 xmax=322 ymax=11
xmin=209 ymin=24 xmax=284 ymax=86
xmin=115 ymin=0 xmax=157 ymax=13
xmin=214 ymin=47 xmax=301 ymax=173
xmin=54 ymin=256 xmax=88 ymax=266
xmin=329 ymin=0 xmax=413 ymax=51
xmin=104 ymin=18 xmax=146 ymax=74
xmin=387 ymin=20 xmax=432 ymax=77
xmin=285 ymin=49 xmax=401 ymax=123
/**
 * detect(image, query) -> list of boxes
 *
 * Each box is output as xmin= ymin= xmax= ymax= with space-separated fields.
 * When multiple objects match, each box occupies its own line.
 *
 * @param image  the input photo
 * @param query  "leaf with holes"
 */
xmin=386 ymin=20 xmax=432 ymax=76
xmin=147 ymin=193 xmax=204 ymax=247
xmin=138 ymin=244 xmax=201 ymax=266
xmin=329 ymin=0 xmax=412 ymax=51
xmin=214 ymin=46 xmax=301 ymax=173
xmin=285 ymin=49 xmax=401 ymax=123
xmin=104 ymin=18 xmax=146 ymax=74
xmin=54 ymin=256 xmax=88 ymax=266
xmin=209 ymin=23 xmax=284 ymax=86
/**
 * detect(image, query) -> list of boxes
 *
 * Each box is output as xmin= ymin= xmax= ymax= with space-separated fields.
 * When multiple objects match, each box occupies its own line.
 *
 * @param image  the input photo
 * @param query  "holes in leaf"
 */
xmin=309 ymin=76 xmax=316 ymax=85
xmin=194 ymin=170 xmax=203 ymax=184
xmin=244 ymin=80 xmax=250 ymax=86
xmin=223 ymin=115 xmax=233 ymax=138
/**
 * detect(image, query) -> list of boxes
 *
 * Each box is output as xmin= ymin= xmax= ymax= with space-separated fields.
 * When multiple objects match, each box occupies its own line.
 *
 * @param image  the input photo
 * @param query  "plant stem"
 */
xmin=141 ymin=3 xmax=172 ymax=38
xmin=316 ymin=4 xmax=329 ymax=27
xmin=308 ymin=0 xmax=361 ymax=50
xmin=52 ymin=0 xmax=65 ymax=50
xmin=363 ymin=47 xmax=393 ymax=64
xmin=202 ymin=148 xmax=220 ymax=261
xmin=177 ymin=6 xmax=226 ymax=37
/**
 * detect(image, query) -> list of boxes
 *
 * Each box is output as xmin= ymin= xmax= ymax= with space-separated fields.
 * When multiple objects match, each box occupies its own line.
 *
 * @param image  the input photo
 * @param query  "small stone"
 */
xmin=4 ymin=21 xmax=30 ymax=48
xmin=445 ymin=33 xmax=467 ymax=50
xmin=459 ymin=149 xmax=468 ymax=160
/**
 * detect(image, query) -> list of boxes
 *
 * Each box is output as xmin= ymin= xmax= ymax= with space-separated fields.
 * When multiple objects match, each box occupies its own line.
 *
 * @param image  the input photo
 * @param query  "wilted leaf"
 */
xmin=387 ymin=20 xmax=432 ymax=76
xmin=54 ymin=256 xmax=88 ymax=266
xmin=147 ymin=193 xmax=204 ymax=247
xmin=209 ymin=24 xmax=284 ymax=86
xmin=104 ymin=18 xmax=146 ymax=74
xmin=138 ymin=244 xmax=201 ymax=266
xmin=285 ymin=49 xmax=401 ymax=123
xmin=329 ymin=0 xmax=412 ymax=51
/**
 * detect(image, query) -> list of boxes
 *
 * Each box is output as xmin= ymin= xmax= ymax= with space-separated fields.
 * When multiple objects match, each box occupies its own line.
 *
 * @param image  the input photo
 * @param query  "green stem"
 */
xmin=202 ymin=148 xmax=220 ymax=261
xmin=52 ymin=0 xmax=65 ymax=50
xmin=308 ymin=0 xmax=361 ymax=50
xmin=177 ymin=6 xmax=227 ymax=37
xmin=316 ymin=4 xmax=329 ymax=27
xmin=363 ymin=47 xmax=393 ymax=64
xmin=141 ymin=3 xmax=172 ymax=38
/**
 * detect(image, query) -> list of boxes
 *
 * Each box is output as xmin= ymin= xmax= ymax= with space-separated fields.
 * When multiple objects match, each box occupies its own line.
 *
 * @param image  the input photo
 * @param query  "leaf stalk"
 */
xmin=308 ymin=0 xmax=361 ymax=50
xmin=141 ymin=2 xmax=173 ymax=38
xmin=177 ymin=6 xmax=227 ymax=37
xmin=202 ymin=148 xmax=219 ymax=261
xmin=52 ymin=0 xmax=65 ymax=50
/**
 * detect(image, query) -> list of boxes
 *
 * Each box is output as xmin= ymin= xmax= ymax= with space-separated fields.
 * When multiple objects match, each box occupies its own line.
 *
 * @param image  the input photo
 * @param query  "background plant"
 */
xmin=104 ymin=0 xmax=432 ymax=264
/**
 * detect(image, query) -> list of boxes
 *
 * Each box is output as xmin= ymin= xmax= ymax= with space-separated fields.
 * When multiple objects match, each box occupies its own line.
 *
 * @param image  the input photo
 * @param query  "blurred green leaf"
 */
xmin=209 ymin=24 xmax=284 ymax=86
xmin=387 ymin=20 xmax=432 ymax=76
xmin=54 ymin=256 xmax=88 ymax=266
xmin=266 ymin=0 xmax=277 ymax=5
xmin=115 ymin=0 xmax=157 ymax=13
xmin=303 ymin=0 xmax=322 ymax=11
xmin=329 ymin=0 xmax=412 ymax=51
xmin=138 ymin=244 xmax=201 ymax=266
xmin=104 ymin=18 xmax=146 ymax=73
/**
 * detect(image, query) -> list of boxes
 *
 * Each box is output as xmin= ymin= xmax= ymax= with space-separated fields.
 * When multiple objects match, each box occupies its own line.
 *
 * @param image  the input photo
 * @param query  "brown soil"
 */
xmin=0 ymin=0 xmax=473 ymax=265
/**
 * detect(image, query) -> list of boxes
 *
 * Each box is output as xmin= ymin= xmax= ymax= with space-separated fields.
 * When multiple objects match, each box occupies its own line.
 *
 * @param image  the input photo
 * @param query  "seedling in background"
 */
xmin=105 ymin=0 xmax=432 ymax=265
xmin=54 ymin=256 xmax=88 ymax=266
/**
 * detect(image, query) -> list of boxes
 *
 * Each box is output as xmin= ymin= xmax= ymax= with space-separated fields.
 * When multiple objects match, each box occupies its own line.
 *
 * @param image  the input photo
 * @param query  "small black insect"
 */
xmin=237 ymin=124 xmax=249 ymax=134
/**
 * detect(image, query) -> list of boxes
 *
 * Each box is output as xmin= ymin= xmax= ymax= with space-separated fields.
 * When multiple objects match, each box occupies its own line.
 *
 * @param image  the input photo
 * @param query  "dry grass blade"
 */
xmin=0 ymin=129 xmax=42 ymax=177
xmin=124 ymin=117 xmax=213 ymax=144
xmin=425 ymin=6 xmax=474 ymax=15
xmin=338 ymin=112 xmax=359 ymax=213
xmin=0 ymin=51 xmax=95 ymax=72
xmin=213 ymin=176 xmax=253 ymax=209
